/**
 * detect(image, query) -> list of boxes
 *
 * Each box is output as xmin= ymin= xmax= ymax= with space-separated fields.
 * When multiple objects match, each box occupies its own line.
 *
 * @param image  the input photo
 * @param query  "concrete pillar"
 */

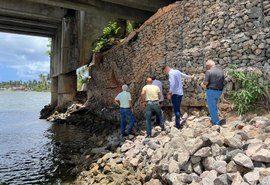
xmin=51 ymin=77 xmax=58 ymax=107
xmin=57 ymin=71 xmax=77 ymax=107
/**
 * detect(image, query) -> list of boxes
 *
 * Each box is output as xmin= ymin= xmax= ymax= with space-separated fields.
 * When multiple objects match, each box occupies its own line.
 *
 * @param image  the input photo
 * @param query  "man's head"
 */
xmin=163 ymin=65 xmax=171 ymax=74
xmin=151 ymin=76 xmax=156 ymax=81
xmin=122 ymin=84 xmax=128 ymax=91
xmin=206 ymin=59 xmax=215 ymax=70
xmin=146 ymin=77 xmax=153 ymax=84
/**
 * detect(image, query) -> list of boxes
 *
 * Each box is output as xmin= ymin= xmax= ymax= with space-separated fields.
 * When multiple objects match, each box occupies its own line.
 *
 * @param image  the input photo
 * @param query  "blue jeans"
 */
xmin=146 ymin=101 xmax=164 ymax=136
xmin=206 ymin=89 xmax=222 ymax=125
xmin=171 ymin=94 xmax=183 ymax=129
xmin=120 ymin=108 xmax=134 ymax=136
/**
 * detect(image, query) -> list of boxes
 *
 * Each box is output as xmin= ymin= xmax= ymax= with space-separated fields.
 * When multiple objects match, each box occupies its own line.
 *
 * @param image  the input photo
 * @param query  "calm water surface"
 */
xmin=0 ymin=91 xmax=90 ymax=184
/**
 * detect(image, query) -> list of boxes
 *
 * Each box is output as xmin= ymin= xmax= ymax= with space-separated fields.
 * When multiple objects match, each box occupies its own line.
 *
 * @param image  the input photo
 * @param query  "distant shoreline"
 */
xmin=0 ymin=87 xmax=27 ymax=91
xmin=0 ymin=87 xmax=50 ymax=92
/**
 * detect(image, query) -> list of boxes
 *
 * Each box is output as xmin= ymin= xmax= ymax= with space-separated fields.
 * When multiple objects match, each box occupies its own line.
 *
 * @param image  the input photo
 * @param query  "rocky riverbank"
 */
xmin=71 ymin=113 xmax=270 ymax=185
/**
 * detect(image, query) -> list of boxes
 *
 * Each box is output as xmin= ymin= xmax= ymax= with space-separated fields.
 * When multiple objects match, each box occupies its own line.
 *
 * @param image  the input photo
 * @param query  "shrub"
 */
xmin=92 ymin=22 xmax=121 ymax=53
xmin=228 ymin=65 xmax=265 ymax=115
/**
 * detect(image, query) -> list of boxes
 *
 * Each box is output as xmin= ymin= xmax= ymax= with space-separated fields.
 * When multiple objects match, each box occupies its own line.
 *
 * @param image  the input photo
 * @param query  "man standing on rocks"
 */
xmin=141 ymin=78 xmax=164 ymax=137
xmin=114 ymin=84 xmax=135 ymax=137
xmin=152 ymin=76 xmax=164 ymax=125
xmin=163 ymin=65 xmax=192 ymax=129
xmin=201 ymin=59 xmax=225 ymax=125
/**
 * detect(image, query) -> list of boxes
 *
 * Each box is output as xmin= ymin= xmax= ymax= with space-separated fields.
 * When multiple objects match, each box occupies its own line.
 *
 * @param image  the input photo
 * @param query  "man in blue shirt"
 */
xmin=114 ymin=84 xmax=135 ymax=137
xmin=163 ymin=65 xmax=192 ymax=129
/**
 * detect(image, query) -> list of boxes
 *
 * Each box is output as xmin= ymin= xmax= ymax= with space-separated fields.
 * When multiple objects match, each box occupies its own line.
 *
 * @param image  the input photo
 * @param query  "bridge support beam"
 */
xmin=51 ymin=77 xmax=58 ymax=107
xmin=57 ymin=71 xmax=77 ymax=108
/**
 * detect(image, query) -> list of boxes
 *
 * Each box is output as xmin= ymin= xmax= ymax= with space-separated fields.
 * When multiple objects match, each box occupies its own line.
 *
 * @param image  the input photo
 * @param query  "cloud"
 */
xmin=0 ymin=32 xmax=50 ymax=81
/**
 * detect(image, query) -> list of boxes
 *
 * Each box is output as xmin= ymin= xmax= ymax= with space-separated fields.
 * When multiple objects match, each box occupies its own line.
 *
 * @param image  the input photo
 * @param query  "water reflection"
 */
xmin=0 ymin=92 xmax=92 ymax=185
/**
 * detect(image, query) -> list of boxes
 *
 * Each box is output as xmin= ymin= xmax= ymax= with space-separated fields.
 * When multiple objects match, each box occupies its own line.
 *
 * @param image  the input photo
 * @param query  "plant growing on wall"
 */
xmin=228 ymin=65 xmax=265 ymax=115
xmin=92 ymin=20 xmax=140 ymax=53
xmin=92 ymin=22 xmax=121 ymax=53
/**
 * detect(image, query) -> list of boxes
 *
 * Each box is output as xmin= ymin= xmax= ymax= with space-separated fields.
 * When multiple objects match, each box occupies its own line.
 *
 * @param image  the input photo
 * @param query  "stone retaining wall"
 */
xmin=87 ymin=0 xmax=270 ymax=121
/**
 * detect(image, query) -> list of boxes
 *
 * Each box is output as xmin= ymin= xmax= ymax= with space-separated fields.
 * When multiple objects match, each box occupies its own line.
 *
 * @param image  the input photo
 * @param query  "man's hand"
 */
xmin=201 ymin=81 xmax=207 ymax=89
xmin=142 ymin=101 xmax=146 ymax=107
xmin=167 ymin=93 xmax=171 ymax=100
xmin=190 ymin=74 xmax=195 ymax=79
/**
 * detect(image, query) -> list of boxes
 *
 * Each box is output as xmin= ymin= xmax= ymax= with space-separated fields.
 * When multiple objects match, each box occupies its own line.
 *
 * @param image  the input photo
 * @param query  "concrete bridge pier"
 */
xmin=50 ymin=72 xmax=77 ymax=108
xmin=51 ymin=77 xmax=58 ymax=107
xmin=57 ymin=71 xmax=77 ymax=108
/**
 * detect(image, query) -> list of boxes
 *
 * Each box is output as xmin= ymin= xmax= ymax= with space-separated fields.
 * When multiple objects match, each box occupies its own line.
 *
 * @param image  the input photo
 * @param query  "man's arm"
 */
xmin=201 ymin=81 xmax=208 ymax=89
xmin=169 ymin=74 xmax=174 ymax=94
xmin=201 ymin=71 xmax=210 ymax=89
xmin=141 ymin=88 xmax=146 ymax=107
xmin=129 ymin=100 xmax=134 ymax=112
xmin=114 ymin=99 xmax=120 ymax=106
xmin=180 ymin=72 xmax=190 ymax=79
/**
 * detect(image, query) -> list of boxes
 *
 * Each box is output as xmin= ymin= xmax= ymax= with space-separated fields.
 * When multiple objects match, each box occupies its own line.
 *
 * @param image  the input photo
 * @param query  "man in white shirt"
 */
xmin=152 ymin=76 xmax=164 ymax=102
xmin=163 ymin=65 xmax=192 ymax=129
xmin=114 ymin=84 xmax=135 ymax=137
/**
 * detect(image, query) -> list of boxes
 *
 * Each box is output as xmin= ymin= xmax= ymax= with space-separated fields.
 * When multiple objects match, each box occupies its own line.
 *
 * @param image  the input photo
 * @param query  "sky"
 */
xmin=0 ymin=32 xmax=50 ymax=82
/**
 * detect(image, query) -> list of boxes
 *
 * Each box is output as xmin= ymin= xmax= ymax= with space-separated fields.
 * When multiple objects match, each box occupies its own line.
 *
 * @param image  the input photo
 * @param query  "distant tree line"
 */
xmin=0 ymin=74 xmax=51 ymax=92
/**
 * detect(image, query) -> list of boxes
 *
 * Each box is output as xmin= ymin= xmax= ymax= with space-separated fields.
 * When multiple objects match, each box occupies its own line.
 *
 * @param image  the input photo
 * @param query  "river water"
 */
xmin=0 ymin=91 xmax=90 ymax=184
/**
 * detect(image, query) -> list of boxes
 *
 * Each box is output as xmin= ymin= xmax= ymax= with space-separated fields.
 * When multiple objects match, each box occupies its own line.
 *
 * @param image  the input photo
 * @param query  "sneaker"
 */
xmin=128 ymin=131 xmax=136 ymax=136
xmin=161 ymin=126 xmax=165 ymax=131
xmin=121 ymin=132 xmax=128 ymax=137
xmin=143 ymin=135 xmax=151 ymax=144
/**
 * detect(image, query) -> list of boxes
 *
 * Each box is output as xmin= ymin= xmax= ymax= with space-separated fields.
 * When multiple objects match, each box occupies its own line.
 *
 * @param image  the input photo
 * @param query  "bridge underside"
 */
xmin=0 ymin=0 xmax=175 ymax=107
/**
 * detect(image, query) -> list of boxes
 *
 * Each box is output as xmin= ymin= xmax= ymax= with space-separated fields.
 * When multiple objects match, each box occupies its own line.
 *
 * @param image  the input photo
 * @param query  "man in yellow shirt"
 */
xmin=141 ymin=78 xmax=164 ymax=138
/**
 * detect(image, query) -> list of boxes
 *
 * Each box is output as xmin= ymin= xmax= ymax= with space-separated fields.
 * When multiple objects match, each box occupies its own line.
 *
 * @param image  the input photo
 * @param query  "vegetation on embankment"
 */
xmin=0 ymin=74 xmax=51 ymax=92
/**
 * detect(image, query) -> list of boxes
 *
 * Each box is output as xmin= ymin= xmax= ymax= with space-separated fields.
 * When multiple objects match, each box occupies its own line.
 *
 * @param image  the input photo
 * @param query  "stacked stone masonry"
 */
xmin=87 ymin=0 xmax=270 ymax=121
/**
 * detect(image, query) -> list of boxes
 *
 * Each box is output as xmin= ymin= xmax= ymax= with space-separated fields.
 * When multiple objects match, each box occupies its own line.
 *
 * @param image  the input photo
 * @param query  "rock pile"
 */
xmin=73 ymin=115 xmax=270 ymax=185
